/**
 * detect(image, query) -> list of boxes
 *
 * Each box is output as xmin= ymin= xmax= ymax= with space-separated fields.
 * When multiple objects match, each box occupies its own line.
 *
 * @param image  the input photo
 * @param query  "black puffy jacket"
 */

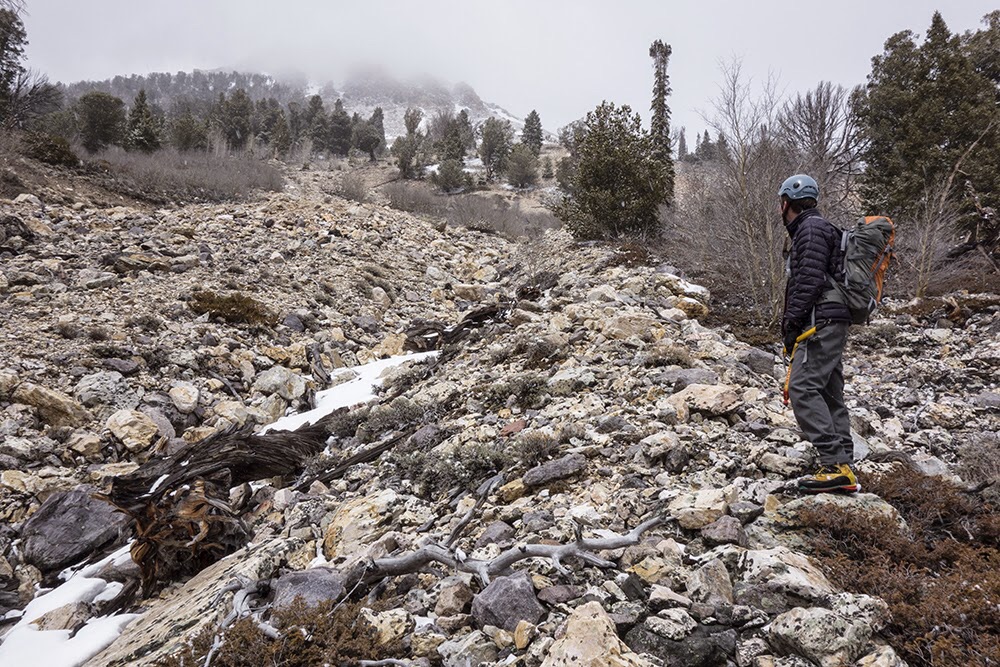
xmin=782 ymin=208 xmax=851 ymax=336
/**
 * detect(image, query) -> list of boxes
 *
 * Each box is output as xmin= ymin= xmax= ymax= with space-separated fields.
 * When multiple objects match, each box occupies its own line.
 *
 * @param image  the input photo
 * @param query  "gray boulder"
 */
xmin=271 ymin=568 xmax=346 ymax=610
xmin=21 ymin=486 xmax=130 ymax=572
xmin=471 ymin=572 xmax=545 ymax=631
xmin=523 ymin=454 xmax=586 ymax=487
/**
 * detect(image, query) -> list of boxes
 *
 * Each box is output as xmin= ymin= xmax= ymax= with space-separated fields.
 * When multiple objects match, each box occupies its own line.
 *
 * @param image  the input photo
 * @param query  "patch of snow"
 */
xmin=260 ymin=352 xmax=437 ymax=434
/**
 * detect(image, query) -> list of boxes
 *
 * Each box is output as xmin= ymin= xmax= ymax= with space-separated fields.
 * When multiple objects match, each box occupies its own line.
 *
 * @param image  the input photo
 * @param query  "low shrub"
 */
xmin=800 ymin=466 xmax=1000 ymax=667
xmin=446 ymin=196 xmax=560 ymax=239
xmin=513 ymin=431 xmax=558 ymax=467
xmin=337 ymin=172 xmax=369 ymax=203
xmin=189 ymin=290 xmax=274 ymax=325
xmin=383 ymin=181 xmax=444 ymax=216
xmin=21 ymin=132 xmax=80 ymax=167
xmin=158 ymin=598 xmax=404 ymax=667
xmin=87 ymin=148 xmax=283 ymax=203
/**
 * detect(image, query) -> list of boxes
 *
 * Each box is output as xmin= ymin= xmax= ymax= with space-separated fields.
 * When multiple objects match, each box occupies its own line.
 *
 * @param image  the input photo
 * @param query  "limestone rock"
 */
xmin=252 ymin=365 xmax=307 ymax=400
xmin=438 ymin=630 xmax=499 ymax=667
xmin=271 ymin=568 xmax=346 ymax=609
xmin=322 ymin=489 xmax=398 ymax=559
xmin=647 ymin=608 xmax=697 ymax=640
xmin=168 ymin=382 xmax=200 ymax=414
xmin=667 ymin=488 xmax=728 ymax=529
xmin=856 ymin=645 xmax=908 ymax=667
xmin=768 ymin=606 xmax=872 ymax=667
xmin=736 ymin=547 xmax=835 ymax=604
xmin=359 ymin=607 xmax=414 ymax=646
xmin=435 ymin=578 xmax=474 ymax=617
xmin=30 ymin=601 xmax=93 ymax=630
xmin=541 ymin=600 xmax=653 ymax=667
xmin=471 ymin=572 xmax=545 ymax=632
xmin=668 ymin=383 xmax=743 ymax=416
xmin=106 ymin=409 xmax=159 ymax=451
xmin=523 ymin=453 xmax=586 ymax=487
xmin=686 ymin=558 xmax=733 ymax=606
xmin=13 ymin=382 xmax=92 ymax=428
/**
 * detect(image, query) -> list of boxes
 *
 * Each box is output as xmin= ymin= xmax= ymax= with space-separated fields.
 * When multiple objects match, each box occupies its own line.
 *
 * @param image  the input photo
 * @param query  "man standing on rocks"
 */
xmin=778 ymin=174 xmax=860 ymax=494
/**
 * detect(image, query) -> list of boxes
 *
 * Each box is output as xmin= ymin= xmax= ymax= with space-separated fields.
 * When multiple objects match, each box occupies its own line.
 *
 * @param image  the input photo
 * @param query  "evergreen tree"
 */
xmin=677 ymin=127 xmax=688 ymax=161
xmin=456 ymin=109 xmax=475 ymax=152
xmin=649 ymin=39 xmax=676 ymax=202
xmin=369 ymin=106 xmax=386 ymax=154
xmin=521 ymin=109 xmax=543 ymax=156
xmin=328 ymin=99 xmax=352 ymax=156
xmin=126 ymin=89 xmax=160 ymax=152
xmin=304 ymin=94 xmax=325 ymax=128
xmin=270 ymin=109 xmax=291 ymax=157
xmin=555 ymin=102 xmax=669 ymax=240
xmin=479 ymin=117 xmax=514 ymax=180
xmin=219 ymin=88 xmax=253 ymax=150
xmin=506 ymin=143 xmax=539 ymax=188
xmin=169 ymin=109 xmax=207 ymax=151
xmin=404 ymin=107 xmax=423 ymax=136
xmin=353 ymin=120 xmax=381 ymax=161
xmin=0 ymin=8 xmax=26 ymax=124
xmin=856 ymin=12 xmax=1000 ymax=219
xmin=75 ymin=91 xmax=126 ymax=152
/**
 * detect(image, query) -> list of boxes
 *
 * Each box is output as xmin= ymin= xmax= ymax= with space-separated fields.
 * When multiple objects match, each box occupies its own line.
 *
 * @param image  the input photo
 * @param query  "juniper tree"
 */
xmin=521 ymin=110 xmax=543 ymax=156
xmin=75 ymin=91 xmax=126 ymax=152
xmin=506 ymin=143 xmax=539 ymax=188
xmin=404 ymin=107 xmax=422 ymax=136
xmin=328 ymin=100 xmax=352 ymax=156
xmin=479 ymin=117 xmax=514 ymax=180
xmin=126 ymin=89 xmax=161 ymax=152
xmin=856 ymin=11 xmax=1000 ymax=223
xmin=649 ymin=39 xmax=676 ymax=203
xmin=555 ymin=102 xmax=669 ymax=240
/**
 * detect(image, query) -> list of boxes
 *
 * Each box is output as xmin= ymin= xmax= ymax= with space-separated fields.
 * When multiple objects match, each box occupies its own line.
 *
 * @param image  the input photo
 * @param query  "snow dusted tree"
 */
xmin=521 ymin=109 xmax=543 ymax=156
xmin=404 ymin=107 xmax=423 ymax=136
xmin=677 ymin=127 xmax=688 ymax=161
xmin=126 ymin=89 xmax=161 ymax=152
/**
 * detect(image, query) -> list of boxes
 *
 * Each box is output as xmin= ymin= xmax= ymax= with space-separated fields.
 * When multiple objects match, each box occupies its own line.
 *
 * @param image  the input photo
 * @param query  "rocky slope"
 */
xmin=0 ymin=166 xmax=997 ymax=666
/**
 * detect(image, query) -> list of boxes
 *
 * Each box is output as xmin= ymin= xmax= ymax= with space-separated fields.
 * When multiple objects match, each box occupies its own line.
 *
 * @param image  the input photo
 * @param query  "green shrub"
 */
xmin=21 ymin=132 xmax=79 ymax=167
xmin=432 ymin=159 xmax=470 ymax=192
xmin=506 ymin=144 xmax=539 ymax=188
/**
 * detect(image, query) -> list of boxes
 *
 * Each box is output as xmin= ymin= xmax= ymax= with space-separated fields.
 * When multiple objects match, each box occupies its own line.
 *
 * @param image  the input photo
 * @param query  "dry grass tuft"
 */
xmin=87 ymin=148 xmax=283 ymax=204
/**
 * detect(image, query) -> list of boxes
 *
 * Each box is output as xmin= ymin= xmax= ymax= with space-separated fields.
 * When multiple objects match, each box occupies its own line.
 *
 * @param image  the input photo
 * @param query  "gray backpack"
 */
xmin=826 ymin=216 xmax=896 ymax=324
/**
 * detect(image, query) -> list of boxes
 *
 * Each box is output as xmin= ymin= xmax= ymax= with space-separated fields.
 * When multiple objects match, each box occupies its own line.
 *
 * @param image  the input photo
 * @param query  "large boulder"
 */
xmin=20 ymin=486 xmax=130 ymax=572
xmin=270 ymin=568 xmax=346 ymax=610
xmin=523 ymin=454 xmax=587 ymax=487
xmin=768 ymin=606 xmax=873 ymax=667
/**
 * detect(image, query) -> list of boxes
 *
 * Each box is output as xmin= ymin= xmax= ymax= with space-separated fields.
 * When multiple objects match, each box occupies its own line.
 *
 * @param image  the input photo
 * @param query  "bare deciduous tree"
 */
xmin=701 ymin=59 xmax=793 ymax=324
xmin=778 ymin=81 xmax=867 ymax=222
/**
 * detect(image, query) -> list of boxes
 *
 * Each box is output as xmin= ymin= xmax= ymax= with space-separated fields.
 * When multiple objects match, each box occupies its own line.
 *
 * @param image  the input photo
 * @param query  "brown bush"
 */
xmin=189 ymin=290 xmax=274 ymax=325
xmin=446 ymin=195 xmax=559 ymax=239
xmin=87 ymin=148 xmax=283 ymax=204
xmin=799 ymin=466 xmax=1000 ymax=667
xmin=383 ymin=180 xmax=446 ymax=216
xmin=337 ymin=172 xmax=369 ymax=203
xmin=158 ymin=598 xmax=404 ymax=667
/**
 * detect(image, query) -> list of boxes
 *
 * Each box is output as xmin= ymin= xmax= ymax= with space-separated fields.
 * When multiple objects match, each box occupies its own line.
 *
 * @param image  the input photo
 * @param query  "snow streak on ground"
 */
xmin=0 ymin=352 xmax=436 ymax=665
xmin=0 ymin=545 xmax=138 ymax=667
xmin=261 ymin=351 xmax=437 ymax=434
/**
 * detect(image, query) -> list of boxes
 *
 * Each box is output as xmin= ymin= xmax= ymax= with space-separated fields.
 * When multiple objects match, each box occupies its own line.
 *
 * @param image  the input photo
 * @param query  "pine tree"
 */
xmin=0 ymin=8 xmax=27 ymax=124
xmin=521 ymin=110 xmax=543 ymax=156
xmin=270 ymin=109 xmax=291 ymax=157
xmin=369 ymin=107 xmax=386 ymax=155
xmin=219 ymin=88 xmax=253 ymax=150
xmin=126 ymin=89 xmax=160 ymax=152
xmin=649 ymin=39 xmax=676 ymax=203
xmin=677 ymin=127 xmax=688 ymax=161
xmin=404 ymin=107 xmax=423 ymax=136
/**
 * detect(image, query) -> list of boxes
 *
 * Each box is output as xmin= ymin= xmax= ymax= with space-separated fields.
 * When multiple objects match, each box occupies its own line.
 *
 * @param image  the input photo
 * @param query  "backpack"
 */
xmin=826 ymin=216 xmax=895 ymax=324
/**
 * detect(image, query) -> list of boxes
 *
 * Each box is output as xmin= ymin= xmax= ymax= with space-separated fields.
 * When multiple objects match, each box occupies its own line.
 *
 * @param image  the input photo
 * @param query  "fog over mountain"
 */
xmin=23 ymin=0 xmax=999 ymax=137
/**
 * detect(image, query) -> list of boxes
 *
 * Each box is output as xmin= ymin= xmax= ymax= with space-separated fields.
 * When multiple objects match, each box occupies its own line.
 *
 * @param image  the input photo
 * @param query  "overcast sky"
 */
xmin=21 ymin=1 xmax=1000 ymax=141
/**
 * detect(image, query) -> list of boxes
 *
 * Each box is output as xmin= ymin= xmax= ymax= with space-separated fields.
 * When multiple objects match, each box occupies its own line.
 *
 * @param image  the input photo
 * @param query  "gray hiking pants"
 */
xmin=788 ymin=321 xmax=852 ymax=465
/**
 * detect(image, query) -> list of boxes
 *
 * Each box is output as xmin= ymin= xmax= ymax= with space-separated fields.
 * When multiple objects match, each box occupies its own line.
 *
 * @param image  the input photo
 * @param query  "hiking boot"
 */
xmin=798 ymin=464 xmax=860 ymax=494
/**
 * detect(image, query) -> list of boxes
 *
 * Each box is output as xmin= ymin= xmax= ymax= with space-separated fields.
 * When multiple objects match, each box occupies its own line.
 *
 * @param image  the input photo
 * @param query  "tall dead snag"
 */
xmin=104 ymin=420 xmax=330 ymax=596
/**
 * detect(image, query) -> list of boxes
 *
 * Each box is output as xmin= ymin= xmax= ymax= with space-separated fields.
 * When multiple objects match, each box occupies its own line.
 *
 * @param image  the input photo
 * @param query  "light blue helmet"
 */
xmin=778 ymin=174 xmax=819 ymax=201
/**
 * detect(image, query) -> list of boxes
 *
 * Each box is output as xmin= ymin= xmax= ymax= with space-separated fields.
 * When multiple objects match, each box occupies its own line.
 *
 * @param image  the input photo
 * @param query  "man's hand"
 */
xmin=783 ymin=331 xmax=798 ymax=356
